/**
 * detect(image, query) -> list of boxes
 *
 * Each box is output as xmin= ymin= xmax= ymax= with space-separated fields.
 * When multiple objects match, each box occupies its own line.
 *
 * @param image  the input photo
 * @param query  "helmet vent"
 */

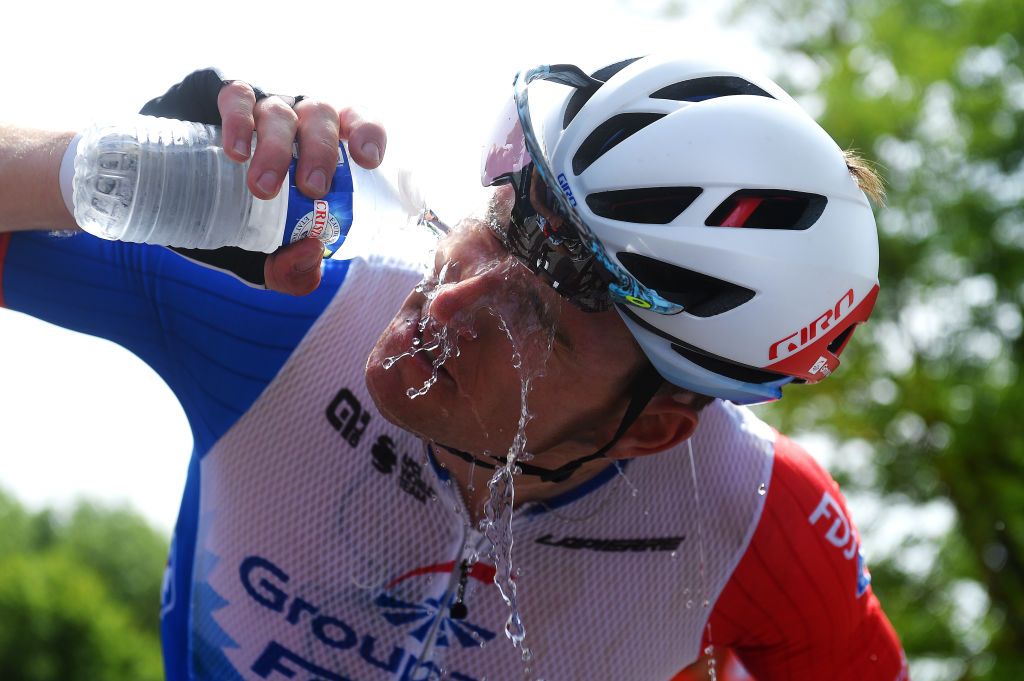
xmin=586 ymin=187 xmax=702 ymax=224
xmin=650 ymin=76 xmax=774 ymax=103
xmin=562 ymin=57 xmax=644 ymax=129
xmin=616 ymin=252 xmax=755 ymax=317
xmin=828 ymin=324 xmax=856 ymax=356
xmin=706 ymin=189 xmax=827 ymax=230
xmin=573 ymin=113 xmax=665 ymax=175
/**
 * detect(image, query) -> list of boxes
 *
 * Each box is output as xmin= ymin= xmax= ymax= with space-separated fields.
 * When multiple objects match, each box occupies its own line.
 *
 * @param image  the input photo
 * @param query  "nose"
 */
xmin=427 ymin=268 xmax=503 ymax=327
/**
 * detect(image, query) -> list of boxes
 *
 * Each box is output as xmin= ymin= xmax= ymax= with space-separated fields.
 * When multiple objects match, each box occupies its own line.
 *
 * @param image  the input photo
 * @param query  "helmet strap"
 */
xmin=436 ymin=362 xmax=664 ymax=484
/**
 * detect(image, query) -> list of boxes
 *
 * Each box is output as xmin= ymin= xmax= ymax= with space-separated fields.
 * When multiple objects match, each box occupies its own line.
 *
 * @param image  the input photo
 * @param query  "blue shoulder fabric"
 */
xmin=2 ymin=231 xmax=347 ymax=452
xmin=2 ymin=232 xmax=351 ymax=681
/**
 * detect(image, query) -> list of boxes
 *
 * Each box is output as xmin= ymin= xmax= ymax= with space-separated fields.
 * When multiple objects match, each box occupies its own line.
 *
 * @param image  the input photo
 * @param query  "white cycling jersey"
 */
xmin=0 ymin=232 xmax=905 ymax=681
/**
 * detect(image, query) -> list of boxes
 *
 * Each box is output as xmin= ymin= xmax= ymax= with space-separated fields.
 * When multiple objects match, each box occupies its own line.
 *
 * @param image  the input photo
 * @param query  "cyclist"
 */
xmin=0 ymin=56 xmax=906 ymax=680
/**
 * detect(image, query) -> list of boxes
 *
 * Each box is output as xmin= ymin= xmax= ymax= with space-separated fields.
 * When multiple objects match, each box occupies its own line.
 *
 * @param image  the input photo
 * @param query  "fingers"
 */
xmin=217 ymin=78 xmax=387 ymax=202
xmin=339 ymin=107 xmax=387 ymax=169
xmin=293 ymin=99 xmax=341 ymax=198
xmin=249 ymin=97 xmax=299 ymax=199
xmin=264 ymin=238 xmax=324 ymax=296
xmin=217 ymin=82 xmax=299 ymax=200
xmin=217 ymin=81 xmax=257 ymax=162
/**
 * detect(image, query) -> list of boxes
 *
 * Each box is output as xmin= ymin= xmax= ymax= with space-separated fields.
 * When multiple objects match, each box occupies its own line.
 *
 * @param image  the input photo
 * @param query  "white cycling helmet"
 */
xmin=481 ymin=55 xmax=879 ymax=404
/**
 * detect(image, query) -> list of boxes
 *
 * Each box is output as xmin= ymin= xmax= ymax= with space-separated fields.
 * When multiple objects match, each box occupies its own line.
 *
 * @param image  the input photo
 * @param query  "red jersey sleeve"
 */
xmin=700 ymin=432 xmax=908 ymax=681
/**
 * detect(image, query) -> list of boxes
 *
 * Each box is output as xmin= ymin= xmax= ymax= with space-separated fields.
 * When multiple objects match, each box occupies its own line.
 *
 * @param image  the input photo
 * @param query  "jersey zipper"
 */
xmin=414 ymin=449 xmax=488 ymax=671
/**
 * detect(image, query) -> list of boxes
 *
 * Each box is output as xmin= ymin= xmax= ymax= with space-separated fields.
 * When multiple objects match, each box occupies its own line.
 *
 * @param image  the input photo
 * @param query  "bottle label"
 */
xmin=281 ymin=143 xmax=354 ymax=257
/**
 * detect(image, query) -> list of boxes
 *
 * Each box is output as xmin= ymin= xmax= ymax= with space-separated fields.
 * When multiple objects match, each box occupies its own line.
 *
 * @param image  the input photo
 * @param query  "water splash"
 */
xmin=478 ymin=294 xmax=556 ymax=676
xmin=704 ymin=645 xmax=718 ymax=681
xmin=380 ymin=222 xmax=558 ymax=675
xmin=382 ymin=262 xmax=466 ymax=399
xmin=615 ymin=461 xmax=641 ymax=497
xmin=687 ymin=439 xmax=715 ymax=680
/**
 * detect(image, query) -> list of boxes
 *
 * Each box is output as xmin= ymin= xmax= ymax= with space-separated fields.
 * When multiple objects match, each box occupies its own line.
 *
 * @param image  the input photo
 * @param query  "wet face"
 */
xmin=365 ymin=187 xmax=647 ymax=462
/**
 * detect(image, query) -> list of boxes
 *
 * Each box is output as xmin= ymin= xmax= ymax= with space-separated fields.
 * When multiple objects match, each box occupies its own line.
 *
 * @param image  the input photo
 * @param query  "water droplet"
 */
xmin=704 ymin=645 xmax=715 ymax=656
xmin=670 ymin=551 xmax=678 ymax=560
xmin=758 ymin=482 xmax=767 ymax=495
xmin=702 ymin=599 xmax=710 ymax=609
xmin=631 ymin=488 xmax=640 ymax=498
xmin=505 ymin=613 xmax=526 ymax=643
xmin=686 ymin=599 xmax=694 ymax=609
xmin=412 ymin=337 xmax=421 ymax=347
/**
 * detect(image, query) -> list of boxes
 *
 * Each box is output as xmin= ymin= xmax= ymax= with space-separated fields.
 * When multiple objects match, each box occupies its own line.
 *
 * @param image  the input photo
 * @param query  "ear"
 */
xmin=605 ymin=393 xmax=700 ymax=460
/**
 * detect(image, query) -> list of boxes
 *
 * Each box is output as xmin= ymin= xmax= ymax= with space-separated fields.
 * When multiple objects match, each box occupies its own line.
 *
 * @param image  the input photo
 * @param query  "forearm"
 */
xmin=0 ymin=125 xmax=79 ymax=232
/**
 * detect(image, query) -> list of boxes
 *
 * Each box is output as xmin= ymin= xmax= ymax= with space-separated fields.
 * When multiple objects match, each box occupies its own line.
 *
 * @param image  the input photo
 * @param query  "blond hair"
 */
xmin=844 ymin=149 xmax=886 ymax=206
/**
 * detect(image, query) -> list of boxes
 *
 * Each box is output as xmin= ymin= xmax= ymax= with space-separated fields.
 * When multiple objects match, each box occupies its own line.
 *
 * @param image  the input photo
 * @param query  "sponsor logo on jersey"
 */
xmin=239 ymin=554 xmax=487 ymax=681
xmin=378 ymin=561 xmax=498 ymax=648
xmin=808 ymin=491 xmax=871 ymax=597
xmin=375 ymin=592 xmax=497 ymax=649
xmin=769 ymin=288 xmax=856 ymax=361
xmin=326 ymin=387 xmax=372 ymax=447
xmin=369 ymin=434 xmax=435 ymax=503
xmin=536 ymin=533 xmax=684 ymax=552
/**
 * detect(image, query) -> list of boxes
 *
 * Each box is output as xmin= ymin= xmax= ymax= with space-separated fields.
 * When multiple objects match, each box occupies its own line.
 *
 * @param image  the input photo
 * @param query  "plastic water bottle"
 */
xmin=70 ymin=115 xmax=433 ymax=259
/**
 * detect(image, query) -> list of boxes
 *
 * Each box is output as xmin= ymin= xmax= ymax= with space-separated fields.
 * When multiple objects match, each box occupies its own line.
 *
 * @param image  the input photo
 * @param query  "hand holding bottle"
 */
xmin=137 ymin=68 xmax=388 ymax=295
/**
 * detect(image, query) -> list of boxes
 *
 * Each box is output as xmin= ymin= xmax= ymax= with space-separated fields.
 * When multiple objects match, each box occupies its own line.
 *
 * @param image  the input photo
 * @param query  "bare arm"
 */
xmin=0 ymin=125 xmax=79 ymax=232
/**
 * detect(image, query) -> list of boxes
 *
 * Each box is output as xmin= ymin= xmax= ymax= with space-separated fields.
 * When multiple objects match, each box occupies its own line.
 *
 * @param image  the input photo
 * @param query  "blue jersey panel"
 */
xmin=2 ymin=231 xmax=351 ymax=681
xmin=2 ymin=231 xmax=347 ymax=453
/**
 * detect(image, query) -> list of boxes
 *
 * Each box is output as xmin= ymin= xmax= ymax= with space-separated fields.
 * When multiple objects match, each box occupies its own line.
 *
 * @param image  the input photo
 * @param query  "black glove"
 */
xmin=140 ymin=68 xmax=299 ymax=288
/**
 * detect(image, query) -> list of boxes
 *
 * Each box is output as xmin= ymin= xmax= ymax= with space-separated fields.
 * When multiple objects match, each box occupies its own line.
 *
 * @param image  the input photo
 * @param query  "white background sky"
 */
xmin=0 ymin=0 xmax=770 ymax=533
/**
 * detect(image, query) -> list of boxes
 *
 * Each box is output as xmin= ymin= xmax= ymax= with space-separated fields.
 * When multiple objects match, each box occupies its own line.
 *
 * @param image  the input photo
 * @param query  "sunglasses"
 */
xmin=480 ymin=64 xmax=685 ymax=315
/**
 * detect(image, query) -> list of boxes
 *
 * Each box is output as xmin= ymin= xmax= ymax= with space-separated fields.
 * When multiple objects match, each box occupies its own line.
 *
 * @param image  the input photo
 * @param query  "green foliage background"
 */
xmin=0 ymin=488 xmax=166 ymax=681
xmin=710 ymin=0 xmax=1024 ymax=678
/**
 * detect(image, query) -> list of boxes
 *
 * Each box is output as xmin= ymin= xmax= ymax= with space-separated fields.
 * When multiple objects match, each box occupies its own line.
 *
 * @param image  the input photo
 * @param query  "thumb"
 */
xmin=264 ymin=238 xmax=324 ymax=295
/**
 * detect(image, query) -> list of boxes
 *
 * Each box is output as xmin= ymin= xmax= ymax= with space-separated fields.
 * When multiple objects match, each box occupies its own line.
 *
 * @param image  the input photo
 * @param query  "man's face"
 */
xmin=365 ymin=187 xmax=647 ymax=461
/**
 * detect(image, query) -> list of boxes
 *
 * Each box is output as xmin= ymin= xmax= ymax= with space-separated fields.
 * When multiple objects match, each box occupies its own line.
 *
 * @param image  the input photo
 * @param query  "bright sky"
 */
xmin=0 ymin=0 xmax=769 ymax=533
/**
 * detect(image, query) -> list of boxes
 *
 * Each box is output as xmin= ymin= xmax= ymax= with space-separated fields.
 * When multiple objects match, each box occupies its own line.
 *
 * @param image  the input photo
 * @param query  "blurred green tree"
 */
xmin=712 ymin=0 xmax=1024 ymax=678
xmin=0 ymin=488 xmax=166 ymax=680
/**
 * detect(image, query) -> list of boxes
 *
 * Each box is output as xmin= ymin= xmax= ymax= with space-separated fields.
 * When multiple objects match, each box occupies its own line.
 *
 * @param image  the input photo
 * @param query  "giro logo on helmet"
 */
xmin=556 ymin=173 xmax=578 ymax=207
xmin=769 ymin=289 xmax=856 ymax=362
